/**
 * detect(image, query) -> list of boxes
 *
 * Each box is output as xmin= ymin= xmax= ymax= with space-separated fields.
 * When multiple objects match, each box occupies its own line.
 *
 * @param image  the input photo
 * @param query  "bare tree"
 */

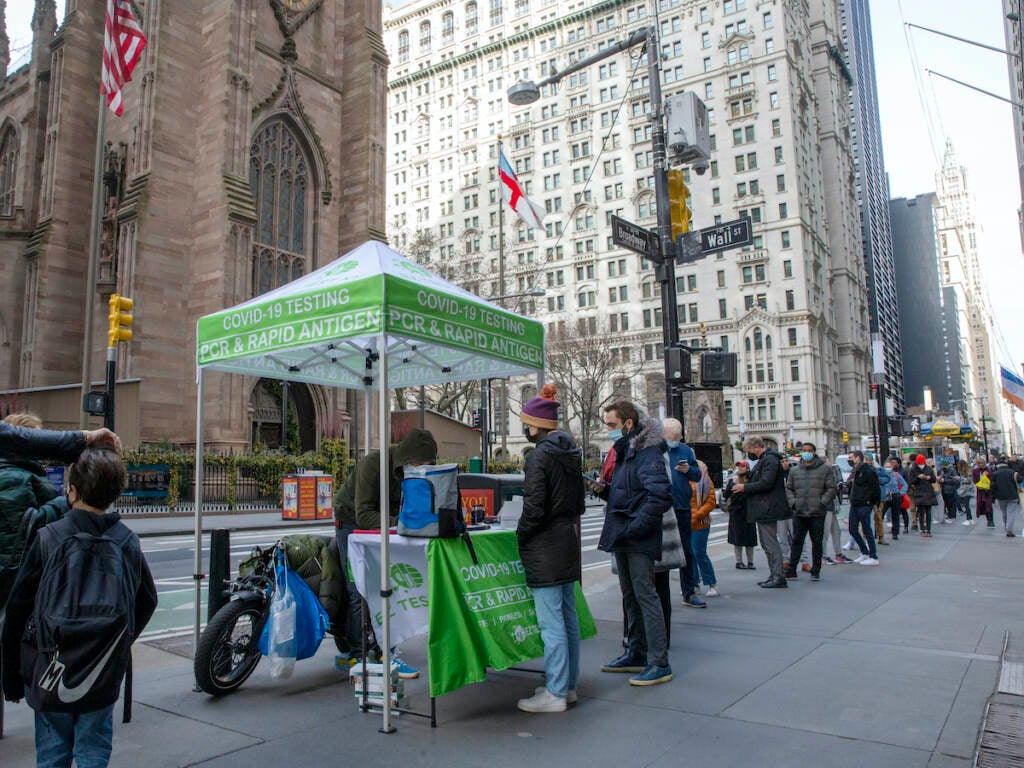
xmin=545 ymin=319 xmax=646 ymax=460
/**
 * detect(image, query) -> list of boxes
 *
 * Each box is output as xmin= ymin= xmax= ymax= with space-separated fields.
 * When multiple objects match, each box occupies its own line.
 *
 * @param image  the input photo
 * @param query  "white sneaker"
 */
xmin=962 ymin=520 xmax=972 ymax=526
xmin=519 ymin=688 xmax=567 ymax=712
xmin=841 ymin=542 xmax=854 ymax=551
xmin=536 ymin=685 xmax=577 ymax=704
xmin=705 ymin=585 xmax=720 ymax=597
xmin=859 ymin=557 xmax=879 ymax=566
xmin=853 ymin=554 xmax=867 ymax=563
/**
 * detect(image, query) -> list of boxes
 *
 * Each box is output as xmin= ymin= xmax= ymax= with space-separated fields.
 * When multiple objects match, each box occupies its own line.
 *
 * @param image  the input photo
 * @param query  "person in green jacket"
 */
xmin=333 ymin=427 xmax=437 ymax=677
xmin=1 ymin=414 xmax=93 ymax=608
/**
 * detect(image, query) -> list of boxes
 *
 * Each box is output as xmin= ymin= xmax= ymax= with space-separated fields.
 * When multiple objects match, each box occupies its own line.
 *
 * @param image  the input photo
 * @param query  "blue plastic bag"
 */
xmin=258 ymin=559 xmax=330 ymax=665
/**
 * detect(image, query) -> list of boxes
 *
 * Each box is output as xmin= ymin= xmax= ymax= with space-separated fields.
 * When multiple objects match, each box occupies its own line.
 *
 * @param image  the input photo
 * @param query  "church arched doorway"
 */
xmin=249 ymin=378 xmax=318 ymax=452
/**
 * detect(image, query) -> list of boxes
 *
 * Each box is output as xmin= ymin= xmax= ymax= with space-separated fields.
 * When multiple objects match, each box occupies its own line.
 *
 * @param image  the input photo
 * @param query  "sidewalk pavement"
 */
xmin=3 ymin=515 xmax=1021 ymax=767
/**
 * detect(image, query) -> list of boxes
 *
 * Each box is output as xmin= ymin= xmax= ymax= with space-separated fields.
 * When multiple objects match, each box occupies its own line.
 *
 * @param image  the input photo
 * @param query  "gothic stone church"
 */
xmin=0 ymin=0 xmax=386 ymax=450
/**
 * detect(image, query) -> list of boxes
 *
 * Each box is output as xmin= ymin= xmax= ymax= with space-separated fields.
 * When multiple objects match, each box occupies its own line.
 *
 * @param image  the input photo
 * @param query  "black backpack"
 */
xmin=20 ymin=517 xmax=138 ymax=715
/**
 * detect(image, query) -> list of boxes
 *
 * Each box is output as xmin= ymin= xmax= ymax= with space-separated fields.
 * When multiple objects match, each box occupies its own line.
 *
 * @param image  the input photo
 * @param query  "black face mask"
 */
xmin=747 ymin=452 xmax=758 ymax=461
xmin=523 ymin=424 xmax=541 ymax=444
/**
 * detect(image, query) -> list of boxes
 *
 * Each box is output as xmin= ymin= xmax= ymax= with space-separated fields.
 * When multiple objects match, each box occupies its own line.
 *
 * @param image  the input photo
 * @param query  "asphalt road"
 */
xmin=139 ymin=508 xmax=730 ymax=638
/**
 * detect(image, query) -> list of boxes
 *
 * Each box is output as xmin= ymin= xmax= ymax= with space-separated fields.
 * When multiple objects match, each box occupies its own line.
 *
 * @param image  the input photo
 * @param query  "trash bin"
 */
xmin=468 ymin=456 xmax=483 ymax=473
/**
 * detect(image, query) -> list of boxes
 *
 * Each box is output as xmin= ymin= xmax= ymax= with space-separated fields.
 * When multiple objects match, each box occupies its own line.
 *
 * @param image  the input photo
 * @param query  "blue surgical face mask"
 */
xmin=666 ymin=439 xmax=680 ymax=449
xmin=607 ymin=429 xmax=623 ymax=442
xmin=800 ymin=452 xmax=814 ymax=463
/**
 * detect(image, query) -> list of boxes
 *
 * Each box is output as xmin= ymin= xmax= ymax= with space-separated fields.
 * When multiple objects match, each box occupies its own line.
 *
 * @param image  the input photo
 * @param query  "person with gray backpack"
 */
xmin=2 ymin=448 xmax=157 ymax=767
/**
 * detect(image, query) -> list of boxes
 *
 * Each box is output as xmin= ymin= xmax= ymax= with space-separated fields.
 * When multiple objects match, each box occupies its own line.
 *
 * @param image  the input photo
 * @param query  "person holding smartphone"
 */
xmin=661 ymin=419 xmax=705 ymax=608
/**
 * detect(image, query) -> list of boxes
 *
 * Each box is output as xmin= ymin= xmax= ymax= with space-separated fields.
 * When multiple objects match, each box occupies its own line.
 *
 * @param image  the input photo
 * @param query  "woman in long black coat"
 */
xmin=723 ymin=460 xmax=757 ymax=569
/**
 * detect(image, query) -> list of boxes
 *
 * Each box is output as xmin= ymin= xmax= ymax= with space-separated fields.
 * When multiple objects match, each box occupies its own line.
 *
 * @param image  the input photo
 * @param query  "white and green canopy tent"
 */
xmin=192 ymin=240 xmax=544 ymax=729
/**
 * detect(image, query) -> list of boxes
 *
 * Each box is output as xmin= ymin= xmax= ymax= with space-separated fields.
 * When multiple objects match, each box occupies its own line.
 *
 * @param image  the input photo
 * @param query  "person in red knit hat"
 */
xmin=515 ymin=384 xmax=586 ymax=713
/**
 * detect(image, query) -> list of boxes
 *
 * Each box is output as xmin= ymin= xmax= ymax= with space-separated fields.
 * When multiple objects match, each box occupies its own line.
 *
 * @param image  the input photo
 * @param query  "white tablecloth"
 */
xmin=347 ymin=533 xmax=431 ymax=646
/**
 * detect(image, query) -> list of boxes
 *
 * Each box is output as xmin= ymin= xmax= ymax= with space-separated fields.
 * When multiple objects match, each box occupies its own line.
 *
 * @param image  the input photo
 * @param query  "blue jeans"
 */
xmin=848 ymin=505 xmax=877 ymax=558
xmin=532 ymin=583 xmax=580 ymax=697
xmin=690 ymin=527 xmax=716 ymax=586
xmin=35 ymin=705 xmax=115 ymax=768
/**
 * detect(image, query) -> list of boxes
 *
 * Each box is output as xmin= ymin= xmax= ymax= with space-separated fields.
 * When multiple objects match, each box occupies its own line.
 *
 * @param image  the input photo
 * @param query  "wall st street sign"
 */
xmin=699 ymin=217 xmax=753 ymax=255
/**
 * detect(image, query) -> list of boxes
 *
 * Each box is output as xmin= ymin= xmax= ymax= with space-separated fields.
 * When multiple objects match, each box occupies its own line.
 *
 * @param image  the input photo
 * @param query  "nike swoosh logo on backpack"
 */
xmin=56 ymin=626 xmax=128 ymax=704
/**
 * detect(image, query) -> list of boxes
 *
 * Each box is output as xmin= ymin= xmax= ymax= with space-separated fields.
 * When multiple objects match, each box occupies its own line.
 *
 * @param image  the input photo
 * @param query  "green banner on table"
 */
xmin=426 ymin=530 xmax=596 ymax=698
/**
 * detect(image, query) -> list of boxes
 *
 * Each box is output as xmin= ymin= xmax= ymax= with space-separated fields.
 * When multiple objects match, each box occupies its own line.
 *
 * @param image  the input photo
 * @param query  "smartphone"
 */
xmin=583 ymin=472 xmax=604 ymax=485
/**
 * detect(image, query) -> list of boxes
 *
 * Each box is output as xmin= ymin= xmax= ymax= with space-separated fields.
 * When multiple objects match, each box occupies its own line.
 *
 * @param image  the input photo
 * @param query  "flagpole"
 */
xmin=79 ymin=90 xmax=108 ymax=428
xmin=497 ymin=135 xmax=507 ymax=459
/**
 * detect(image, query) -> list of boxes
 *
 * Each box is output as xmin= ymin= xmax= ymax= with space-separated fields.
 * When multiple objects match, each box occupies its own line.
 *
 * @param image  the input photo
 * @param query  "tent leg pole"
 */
xmin=192 ymin=369 xmax=206 ymax=692
xmin=377 ymin=334 xmax=395 ymax=734
xmin=364 ymin=389 xmax=371 ymax=457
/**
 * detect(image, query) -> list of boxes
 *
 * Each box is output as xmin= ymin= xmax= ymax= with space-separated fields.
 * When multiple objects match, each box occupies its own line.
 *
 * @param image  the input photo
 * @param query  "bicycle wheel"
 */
xmin=194 ymin=598 xmax=265 ymax=695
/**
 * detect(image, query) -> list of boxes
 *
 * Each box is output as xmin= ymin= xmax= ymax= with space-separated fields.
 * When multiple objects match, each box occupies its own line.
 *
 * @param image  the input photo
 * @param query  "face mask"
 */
xmin=522 ymin=424 xmax=541 ymax=444
xmin=666 ymin=439 xmax=680 ymax=449
xmin=607 ymin=429 xmax=623 ymax=442
xmin=747 ymin=452 xmax=758 ymax=461
xmin=800 ymin=452 xmax=814 ymax=463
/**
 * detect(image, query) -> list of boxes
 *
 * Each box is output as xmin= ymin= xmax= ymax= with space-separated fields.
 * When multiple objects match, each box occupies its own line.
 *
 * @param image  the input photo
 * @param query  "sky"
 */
xmin=5 ymin=3 xmax=1022 ymax=379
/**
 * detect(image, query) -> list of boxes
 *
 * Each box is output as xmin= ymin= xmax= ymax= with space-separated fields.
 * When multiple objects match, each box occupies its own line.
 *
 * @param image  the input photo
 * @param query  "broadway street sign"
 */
xmin=611 ymin=215 xmax=657 ymax=258
xmin=700 ymin=216 xmax=752 ymax=255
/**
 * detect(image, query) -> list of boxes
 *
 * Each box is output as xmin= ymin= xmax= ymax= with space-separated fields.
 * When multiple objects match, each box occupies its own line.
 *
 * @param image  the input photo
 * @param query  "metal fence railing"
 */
xmin=113 ymin=462 xmax=282 ymax=514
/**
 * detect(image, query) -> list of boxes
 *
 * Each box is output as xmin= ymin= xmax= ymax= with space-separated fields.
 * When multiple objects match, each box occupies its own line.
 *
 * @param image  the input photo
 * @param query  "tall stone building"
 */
xmin=382 ymin=0 xmax=871 ymax=456
xmin=935 ymin=141 xmax=1005 ymax=444
xmin=1005 ymin=0 xmax=1024 ymax=252
xmin=0 ymin=0 xmax=387 ymax=449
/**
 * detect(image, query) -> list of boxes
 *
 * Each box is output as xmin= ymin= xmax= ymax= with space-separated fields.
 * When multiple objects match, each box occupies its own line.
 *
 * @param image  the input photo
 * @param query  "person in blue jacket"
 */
xmin=595 ymin=400 xmax=673 ymax=687
xmin=661 ymin=418 xmax=705 ymax=608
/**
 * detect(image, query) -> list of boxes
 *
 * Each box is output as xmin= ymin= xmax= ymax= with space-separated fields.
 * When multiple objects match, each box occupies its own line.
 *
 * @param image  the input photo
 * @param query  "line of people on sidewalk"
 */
xmin=467 ymin=387 xmax=1024 ymax=716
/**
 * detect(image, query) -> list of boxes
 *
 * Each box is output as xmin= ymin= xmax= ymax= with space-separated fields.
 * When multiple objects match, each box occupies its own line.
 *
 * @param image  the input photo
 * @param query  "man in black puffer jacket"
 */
xmin=515 ymin=385 xmax=585 ymax=713
xmin=848 ymin=450 xmax=881 ymax=562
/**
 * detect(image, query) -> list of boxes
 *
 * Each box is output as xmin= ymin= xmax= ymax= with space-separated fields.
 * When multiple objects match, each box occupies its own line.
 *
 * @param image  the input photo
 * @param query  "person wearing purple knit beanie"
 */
xmin=515 ymin=384 xmax=586 ymax=713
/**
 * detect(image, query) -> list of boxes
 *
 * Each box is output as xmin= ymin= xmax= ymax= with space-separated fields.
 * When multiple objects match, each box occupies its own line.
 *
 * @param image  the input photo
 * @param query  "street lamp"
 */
xmin=507 ymin=25 xmax=694 ymax=421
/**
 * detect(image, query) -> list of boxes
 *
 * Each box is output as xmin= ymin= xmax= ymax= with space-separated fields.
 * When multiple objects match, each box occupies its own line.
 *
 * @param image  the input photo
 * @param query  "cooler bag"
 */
xmin=397 ymin=463 xmax=462 ymax=538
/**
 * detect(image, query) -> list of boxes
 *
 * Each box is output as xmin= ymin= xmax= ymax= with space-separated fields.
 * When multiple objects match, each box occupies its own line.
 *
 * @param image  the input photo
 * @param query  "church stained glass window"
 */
xmin=250 ymin=120 xmax=310 ymax=296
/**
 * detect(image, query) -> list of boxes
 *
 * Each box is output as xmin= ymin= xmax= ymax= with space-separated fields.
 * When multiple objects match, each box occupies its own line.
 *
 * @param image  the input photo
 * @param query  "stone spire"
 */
xmin=31 ymin=0 xmax=57 ymax=66
xmin=0 ymin=1 xmax=9 ymax=76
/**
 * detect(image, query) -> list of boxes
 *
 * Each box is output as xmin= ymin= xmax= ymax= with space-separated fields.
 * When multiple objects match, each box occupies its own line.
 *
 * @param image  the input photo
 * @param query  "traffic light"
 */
xmin=699 ymin=351 xmax=738 ymax=387
xmin=471 ymin=408 xmax=481 ymax=430
xmin=665 ymin=346 xmax=692 ymax=385
xmin=108 ymin=294 xmax=133 ymax=346
xmin=842 ymin=431 xmax=849 ymax=445
xmin=666 ymin=169 xmax=692 ymax=239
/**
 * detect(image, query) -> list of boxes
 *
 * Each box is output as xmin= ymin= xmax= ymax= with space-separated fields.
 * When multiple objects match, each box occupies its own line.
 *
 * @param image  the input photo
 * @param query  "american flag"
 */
xmin=101 ymin=0 xmax=147 ymax=116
